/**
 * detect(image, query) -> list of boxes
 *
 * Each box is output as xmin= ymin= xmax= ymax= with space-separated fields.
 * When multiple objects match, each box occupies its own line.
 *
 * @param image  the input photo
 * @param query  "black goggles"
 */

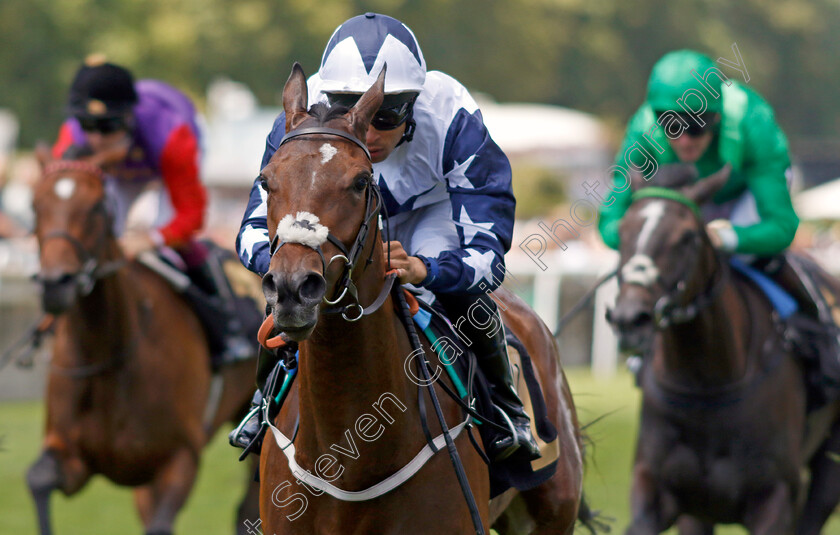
xmin=327 ymin=93 xmax=417 ymax=131
xmin=77 ymin=116 xmax=128 ymax=134
xmin=656 ymin=111 xmax=720 ymax=138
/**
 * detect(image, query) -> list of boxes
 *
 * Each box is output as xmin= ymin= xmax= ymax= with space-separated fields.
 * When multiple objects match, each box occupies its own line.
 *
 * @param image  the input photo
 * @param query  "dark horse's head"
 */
xmin=260 ymin=63 xmax=385 ymax=341
xmin=32 ymin=153 xmax=117 ymax=315
xmin=606 ymin=164 xmax=731 ymax=354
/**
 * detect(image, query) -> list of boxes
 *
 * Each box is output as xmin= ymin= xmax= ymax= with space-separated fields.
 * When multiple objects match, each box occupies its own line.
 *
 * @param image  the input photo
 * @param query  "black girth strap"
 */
xmin=279 ymin=127 xmax=371 ymax=161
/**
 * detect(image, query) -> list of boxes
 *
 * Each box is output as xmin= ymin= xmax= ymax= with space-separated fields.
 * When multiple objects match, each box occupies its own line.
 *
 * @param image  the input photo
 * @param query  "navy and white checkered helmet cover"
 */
xmin=319 ymin=13 xmax=426 ymax=94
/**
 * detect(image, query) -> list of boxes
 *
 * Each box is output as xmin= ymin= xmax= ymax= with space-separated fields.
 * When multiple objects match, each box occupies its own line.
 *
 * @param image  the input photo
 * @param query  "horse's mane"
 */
xmin=647 ymin=163 xmax=698 ymax=190
xmin=308 ymin=102 xmax=350 ymax=125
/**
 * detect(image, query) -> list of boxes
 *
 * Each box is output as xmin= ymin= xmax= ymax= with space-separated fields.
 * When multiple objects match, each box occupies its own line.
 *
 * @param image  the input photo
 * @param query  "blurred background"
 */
xmin=1 ymin=0 xmax=840 ymax=532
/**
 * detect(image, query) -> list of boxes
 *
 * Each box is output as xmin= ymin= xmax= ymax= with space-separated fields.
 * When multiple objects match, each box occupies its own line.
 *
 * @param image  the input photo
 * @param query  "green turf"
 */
xmin=1 ymin=369 xmax=839 ymax=533
xmin=0 ymin=400 xmax=251 ymax=534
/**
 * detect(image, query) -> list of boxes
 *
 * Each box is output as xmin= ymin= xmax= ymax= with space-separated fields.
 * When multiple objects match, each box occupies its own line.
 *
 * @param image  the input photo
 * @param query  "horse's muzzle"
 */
xmin=607 ymin=293 xmax=655 ymax=355
xmin=262 ymin=269 xmax=326 ymax=340
xmin=40 ymin=273 xmax=79 ymax=315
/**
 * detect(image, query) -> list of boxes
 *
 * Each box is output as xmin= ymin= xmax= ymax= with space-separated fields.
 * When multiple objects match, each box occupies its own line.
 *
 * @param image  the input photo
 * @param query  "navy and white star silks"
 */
xmin=236 ymin=71 xmax=515 ymax=295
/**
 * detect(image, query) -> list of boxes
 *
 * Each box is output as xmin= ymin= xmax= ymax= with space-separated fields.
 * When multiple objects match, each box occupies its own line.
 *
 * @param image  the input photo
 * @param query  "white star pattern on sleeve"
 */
xmin=462 ymin=248 xmax=496 ymax=289
xmin=458 ymin=206 xmax=495 ymax=245
xmin=239 ymin=225 xmax=269 ymax=263
xmin=445 ymin=155 xmax=477 ymax=190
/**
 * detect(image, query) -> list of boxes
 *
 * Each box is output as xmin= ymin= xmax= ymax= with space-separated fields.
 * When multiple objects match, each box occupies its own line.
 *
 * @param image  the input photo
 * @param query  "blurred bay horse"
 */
xmin=27 ymin=155 xmax=260 ymax=535
xmin=608 ymin=164 xmax=840 ymax=534
xmin=256 ymin=64 xmax=590 ymax=534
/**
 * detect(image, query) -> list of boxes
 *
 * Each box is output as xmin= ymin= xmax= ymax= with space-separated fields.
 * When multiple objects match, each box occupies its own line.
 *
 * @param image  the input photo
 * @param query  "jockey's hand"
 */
xmin=97 ymin=139 xmax=131 ymax=170
xmin=120 ymin=231 xmax=159 ymax=260
xmin=706 ymin=219 xmax=738 ymax=252
xmin=384 ymin=241 xmax=427 ymax=285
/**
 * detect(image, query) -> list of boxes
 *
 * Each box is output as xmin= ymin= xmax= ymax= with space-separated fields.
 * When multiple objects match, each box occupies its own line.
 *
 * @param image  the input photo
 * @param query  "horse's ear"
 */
xmin=34 ymin=142 xmax=53 ymax=171
xmin=283 ymin=62 xmax=309 ymax=133
xmin=684 ymin=164 xmax=731 ymax=205
xmin=347 ymin=65 xmax=386 ymax=141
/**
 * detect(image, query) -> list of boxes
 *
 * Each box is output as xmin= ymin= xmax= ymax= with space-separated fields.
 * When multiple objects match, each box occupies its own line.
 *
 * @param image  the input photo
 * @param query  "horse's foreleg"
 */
xmin=134 ymin=485 xmax=155 ymax=529
xmin=743 ymin=481 xmax=793 ymax=535
xmin=27 ymin=450 xmax=61 ymax=535
xmin=144 ymin=448 xmax=199 ymax=535
xmin=27 ymin=448 xmax=91 ymax=535
xmin=626 ymin=463 xmax=678 ymax=535
xmin=235 ymin=456 xmax=262 ymax=535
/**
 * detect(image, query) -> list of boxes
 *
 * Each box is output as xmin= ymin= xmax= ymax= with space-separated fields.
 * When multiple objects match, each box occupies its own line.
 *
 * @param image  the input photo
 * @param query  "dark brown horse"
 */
xmin=608 ymin=164 xmax=840 ymax=534
xmin=255 ymin=64 xmax=588 ymax=534
xmin=27 ymin=155 xmax=260 ymax=535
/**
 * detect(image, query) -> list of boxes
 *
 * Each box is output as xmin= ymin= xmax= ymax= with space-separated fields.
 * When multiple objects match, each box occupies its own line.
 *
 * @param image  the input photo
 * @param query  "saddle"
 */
xmin=408 ymin=297 xmax=561 ymax=498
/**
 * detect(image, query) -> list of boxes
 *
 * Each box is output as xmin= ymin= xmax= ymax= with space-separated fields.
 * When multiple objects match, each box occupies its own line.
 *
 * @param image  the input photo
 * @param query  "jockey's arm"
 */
xmin=236 ymin=113 xmax=285 ymax=276
xmin=411 ymin=108 xmax=515 ymax=295
xmin=597 ymin=107 xmax=648 ymax=250
xmin=728 ymin=105 xmax=798 ymax=256
xmin=155 ymin=124 xmax=206 ymax=248
xmin=51 ymin=122 xmax=76 ymax=159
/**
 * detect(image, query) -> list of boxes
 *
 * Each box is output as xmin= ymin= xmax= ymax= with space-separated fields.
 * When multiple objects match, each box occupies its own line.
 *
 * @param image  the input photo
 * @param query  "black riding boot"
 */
xmin=436 ymin=293 xmax=541 ymax=462
xmin=229 ymin=389 xmax=264 ymax=451
xmin=229 ymin=345 xmax=284 ymax=455
xmin=186 ymin=255 xmax=253 ymax=367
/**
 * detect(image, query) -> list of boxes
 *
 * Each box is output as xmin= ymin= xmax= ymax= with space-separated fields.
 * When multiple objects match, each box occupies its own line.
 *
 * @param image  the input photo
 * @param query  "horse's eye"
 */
xmin=259 ymin=175 xmax=269 ymax=192
xmin=353 ymin=175 xmax=369 ymax=193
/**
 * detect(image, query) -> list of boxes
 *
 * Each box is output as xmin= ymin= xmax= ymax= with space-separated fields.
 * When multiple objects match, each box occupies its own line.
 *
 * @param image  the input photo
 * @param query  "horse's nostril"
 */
xmin=297 ymin=272 xmax=326 ymax=304
xmin=261 ymin=272 xmax=280 ymax=304
xmin=633 ymin=312 xmax=653 ymax=327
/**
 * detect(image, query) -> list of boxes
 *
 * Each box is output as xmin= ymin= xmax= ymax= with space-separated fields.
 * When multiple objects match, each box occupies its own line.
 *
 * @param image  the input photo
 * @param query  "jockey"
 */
xmin=52 ymin=55 xmax=252 ymax=367
xmin=598 ymin=50 xmax=839 ymax=392
xmin=231 ymin=13 xmax=541 ymax=462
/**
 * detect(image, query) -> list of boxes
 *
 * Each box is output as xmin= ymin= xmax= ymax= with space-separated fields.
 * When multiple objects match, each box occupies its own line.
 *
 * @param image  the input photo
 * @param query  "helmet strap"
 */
xmin=396 ymin=112 xmax=416 ymax=147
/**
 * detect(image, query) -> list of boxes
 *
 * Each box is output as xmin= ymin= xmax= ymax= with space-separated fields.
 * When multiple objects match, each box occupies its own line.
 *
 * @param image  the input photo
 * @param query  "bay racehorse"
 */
xmin=256 ymin=63 xmax=591 ymax=534
xmin=27 ymin=154 xmax=260 ymax=535
xmin=607 ymin=164 xmax=840 ymax=534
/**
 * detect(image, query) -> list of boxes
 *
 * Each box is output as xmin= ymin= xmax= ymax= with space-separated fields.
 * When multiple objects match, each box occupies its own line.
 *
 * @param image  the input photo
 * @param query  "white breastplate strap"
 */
xmin=266 ymin=416 xmax=469 ymax=501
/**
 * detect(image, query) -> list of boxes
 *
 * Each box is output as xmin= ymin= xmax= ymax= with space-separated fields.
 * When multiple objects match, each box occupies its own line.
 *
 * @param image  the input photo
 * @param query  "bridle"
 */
xmin=619 ymin=187 xmax=729 ymax=329
xmin=35 ymin=161 xmax=125 ymax=297
xmin=266 ymin=126 xmax=394 ymax=322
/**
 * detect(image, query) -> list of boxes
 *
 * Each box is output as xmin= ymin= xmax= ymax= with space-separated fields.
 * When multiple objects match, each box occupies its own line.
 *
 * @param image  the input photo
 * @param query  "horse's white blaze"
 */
xmin=319 ymin=143 xmax=337 ymax=164
xmin=54 ymin=177 xmax=76 ymax=200
xmin=622 ymin=254 xmax=660 ymax=287
xmin=637 ymin=201 xmax=665 ymax=252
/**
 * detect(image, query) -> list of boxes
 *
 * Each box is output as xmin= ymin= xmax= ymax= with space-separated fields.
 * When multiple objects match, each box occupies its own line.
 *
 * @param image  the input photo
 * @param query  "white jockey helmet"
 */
xmin=319 ymin=12 xmax=427 ymax=95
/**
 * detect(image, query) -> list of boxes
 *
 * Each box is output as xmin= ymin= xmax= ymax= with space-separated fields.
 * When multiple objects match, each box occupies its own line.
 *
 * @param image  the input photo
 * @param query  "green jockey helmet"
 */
xmin=646 ymin=50 xmax=724 ymax=114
